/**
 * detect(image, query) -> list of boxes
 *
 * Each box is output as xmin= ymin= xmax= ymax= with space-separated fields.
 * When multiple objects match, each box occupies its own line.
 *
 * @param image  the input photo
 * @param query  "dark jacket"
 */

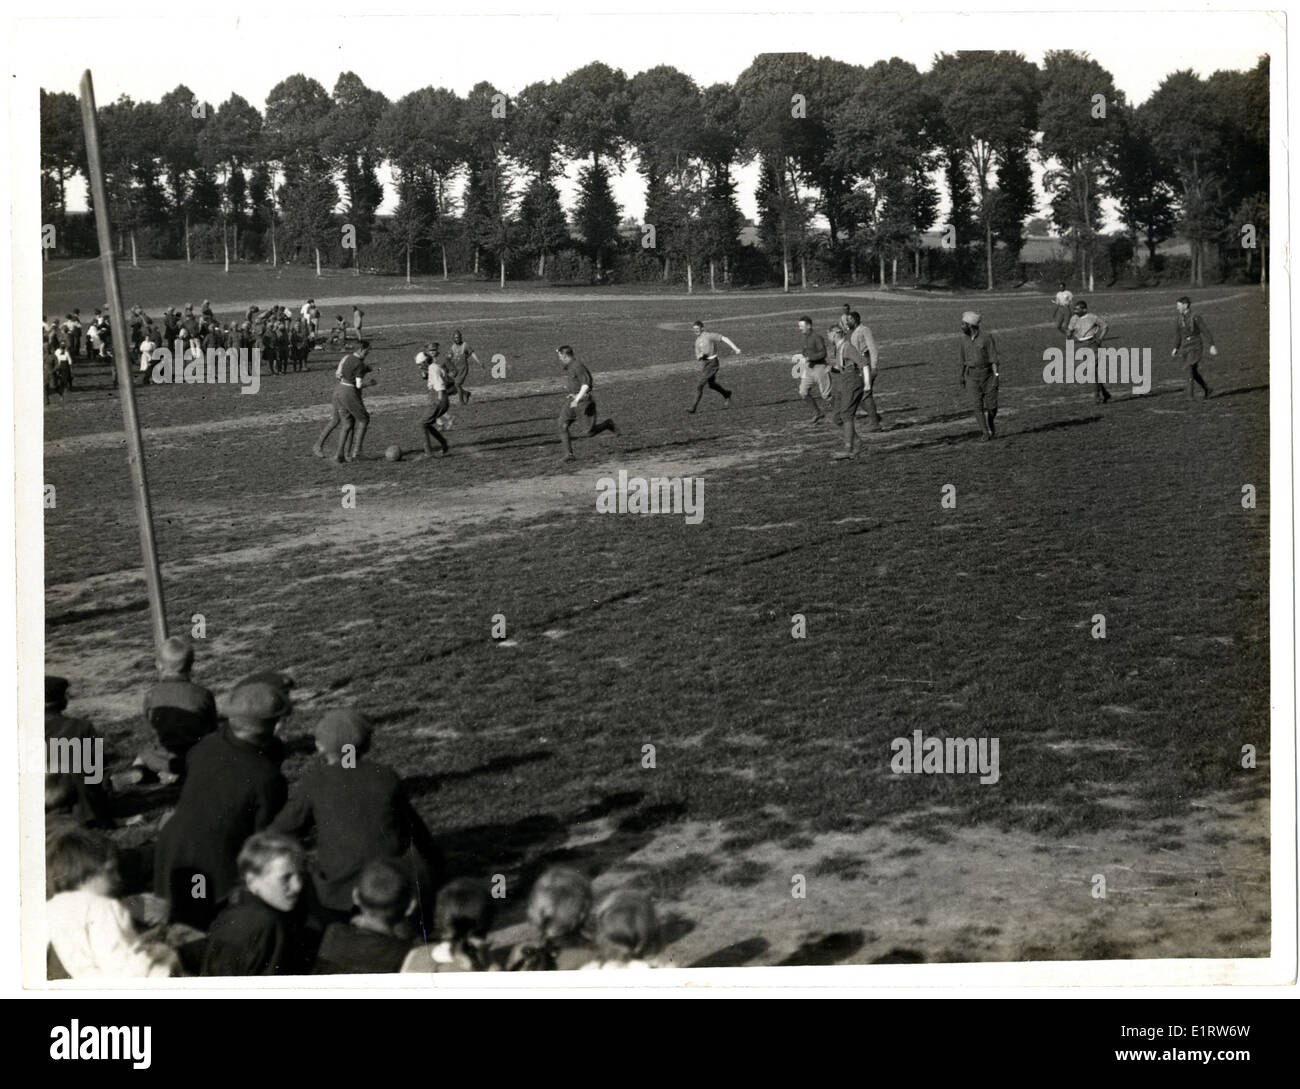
xmin=270 ymin=760 xmax=440 ymax=914
xmin=201 ymin=889 xmax=306 ymax=976
xmin=313 ymin=921 xmax=413 ymax=975
xmin=153 ymin=726 xmax=286 ymax=928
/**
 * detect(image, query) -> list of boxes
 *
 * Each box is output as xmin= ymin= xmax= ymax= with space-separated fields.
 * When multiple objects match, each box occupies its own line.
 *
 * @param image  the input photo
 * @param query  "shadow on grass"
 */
xmin=688 ymin=937 xmax=769 ymax=968
xmin=408 ymin=749 xmax=555 ymax=799
xmin=777 ymin=930 xmax=867 ymax=966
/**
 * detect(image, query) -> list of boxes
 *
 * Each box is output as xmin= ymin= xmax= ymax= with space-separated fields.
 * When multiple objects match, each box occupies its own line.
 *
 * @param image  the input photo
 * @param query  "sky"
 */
xmin=19 ymin=7 xmax=1272 ymax=230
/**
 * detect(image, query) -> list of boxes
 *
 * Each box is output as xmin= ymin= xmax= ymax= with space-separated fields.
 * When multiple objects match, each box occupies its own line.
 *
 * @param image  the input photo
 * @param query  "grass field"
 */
xmin=40 ymin=261 xmax=1272 ymax=968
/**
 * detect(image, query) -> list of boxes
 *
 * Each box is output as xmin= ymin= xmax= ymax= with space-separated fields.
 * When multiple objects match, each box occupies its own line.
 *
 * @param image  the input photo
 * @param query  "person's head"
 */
xmin=593 ymin=889 xmax=660 ymax=962
xmin=314 ymin=708 xmax=373 ymax=764
xmin=1176 ymin=296 xmax=1192 ymax=314
xmin=828 ymin=326 xmax=844 ymax=343
xmin=961 ymin=310 xmax=981 ymax=335
xmin=45 ymin=675 xmax=70 ymax=714
xmin=429 ymin=341 xmax=440 ymax=355
xmin=436 ymin=878 xmax=495 ymax=943
xmin=156 ymin=635 xmax=195 ymax=678
xmin=452 ymin=331 xmax=463 ymax=344
xmin=238 ymin=832 xmax=304 ymax=912
xmin=47 ymin=826 xmax=121 ymax=898
xmin=352 ymin=858 xmax=414 ymax=928
xmin=1058 ymin=281 xmax=1066 ymax=290
xmin=849 ymin=310 xmax=862 ymax=329
xmin=798 ymin=316 xmax=812 ymax=333
xmin=224 ymin=679 xmax=293 ymax=741
xmin=841 ymin=304 xmax=851 ymax=316
xmin=1073 ymin=300 xmax=1088 ymax=314
xmin=357 ymin=340 xmax=371 ymax=356
xmin=692 ymin=321 xmax=704 ymax=333
xmin=556 ymin=345 xmax=575 ymax=364
xmin=527 ymin=867 xmax=593 ymax=943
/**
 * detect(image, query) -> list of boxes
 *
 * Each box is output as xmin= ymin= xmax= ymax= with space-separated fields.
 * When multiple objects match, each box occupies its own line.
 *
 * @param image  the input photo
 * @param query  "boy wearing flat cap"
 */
xmin=272 ymin=707 xmax=442 ymax=935
xmin=958 ymin=310 xmax=1001 ymax=441
xmin=152 ymin=678 xmax=292 ymax=930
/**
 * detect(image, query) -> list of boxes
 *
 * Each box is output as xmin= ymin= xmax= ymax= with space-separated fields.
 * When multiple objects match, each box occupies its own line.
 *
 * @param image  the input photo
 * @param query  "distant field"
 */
xmin=40 ymin=260 xmax=1272 ymax=968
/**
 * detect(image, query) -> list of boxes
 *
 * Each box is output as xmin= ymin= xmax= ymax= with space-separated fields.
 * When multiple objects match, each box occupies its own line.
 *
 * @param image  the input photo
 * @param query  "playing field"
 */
xmin=41 ymin=262 xmax=1272 ymax=967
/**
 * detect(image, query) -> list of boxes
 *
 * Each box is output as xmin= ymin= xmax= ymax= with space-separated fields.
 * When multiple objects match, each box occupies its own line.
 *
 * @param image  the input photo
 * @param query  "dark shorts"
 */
xmin=698 ymin=358 xmax=721 ymax=384
xmin=333 ymin=384 xmax=370 ymax=424
xmin=969 ymin=369 xmax=998 ymax=412
xmin=560 ymin=398 xmax=597 ymax=426
xmin=420 ymin=392 xmax=450 ymax=427
xmin=1177 ymin=345 xmax=1205 ymax=367
xmin=832 ymin=374 xmax=865 ymax=424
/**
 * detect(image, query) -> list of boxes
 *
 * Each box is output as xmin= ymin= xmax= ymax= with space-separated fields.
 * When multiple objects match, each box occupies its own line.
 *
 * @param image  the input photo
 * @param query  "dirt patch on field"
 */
xmin=484 ymin=781 xmax=1270 ymax=968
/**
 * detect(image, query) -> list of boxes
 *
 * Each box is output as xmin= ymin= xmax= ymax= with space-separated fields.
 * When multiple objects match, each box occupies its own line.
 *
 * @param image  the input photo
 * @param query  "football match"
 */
xmin=27 ymin=18 xmax=1283 ymax=986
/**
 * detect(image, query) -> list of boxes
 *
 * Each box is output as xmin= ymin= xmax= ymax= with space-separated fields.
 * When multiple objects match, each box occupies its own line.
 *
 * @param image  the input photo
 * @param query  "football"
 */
xmin=384 ymin=444 xmax=403 ymax=462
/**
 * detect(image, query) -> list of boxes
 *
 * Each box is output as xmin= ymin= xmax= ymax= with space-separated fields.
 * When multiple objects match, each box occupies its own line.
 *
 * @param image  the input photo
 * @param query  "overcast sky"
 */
xmin=21 ymin=6 xmax=1271 ymax=230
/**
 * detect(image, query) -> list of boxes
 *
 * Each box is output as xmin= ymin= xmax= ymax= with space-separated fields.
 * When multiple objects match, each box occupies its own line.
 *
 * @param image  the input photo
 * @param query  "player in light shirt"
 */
xmin=687 ymin=321 xmax=740 ymax=414
xmin=1058 ymin=299 xmax=1111 ymax=403
xmin=416 ymin=342 xmax=451 ymax=458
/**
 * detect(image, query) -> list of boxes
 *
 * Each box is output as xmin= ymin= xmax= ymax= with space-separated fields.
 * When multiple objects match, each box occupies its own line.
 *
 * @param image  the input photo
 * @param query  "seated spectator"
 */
xmin=45 ymin=676 xmax=114 ymax=829
xmin=153 ymin=678 xmax=291 ymax=930
xmin=201 ymin=832 xmax=308 ymax=977
xmin=46 ymin=826 xmax=177 ymax=979
xmin=505 ymin=867 xmax=595 ymax=971
xmin=131 ymin=636 xmax=217 ymax=784
xmin=581 ymin=889 xmax=664 ymax=970
xmin=271 ymin=708 xmax=441 ymax=932
xmin=401 ymin=877 xmax=496 ymax=973
xmin=314 ymin=859 xmax=417 ymax=974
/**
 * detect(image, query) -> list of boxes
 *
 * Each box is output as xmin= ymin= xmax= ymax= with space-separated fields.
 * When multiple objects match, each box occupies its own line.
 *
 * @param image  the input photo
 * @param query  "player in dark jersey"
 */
xmin=557 ymin=346 xmax=617 ymax=462
xmin=313 ymin=342 xmax=377 ymax=463
xmin=1172 ymin=296 xmax=1217 ymax=399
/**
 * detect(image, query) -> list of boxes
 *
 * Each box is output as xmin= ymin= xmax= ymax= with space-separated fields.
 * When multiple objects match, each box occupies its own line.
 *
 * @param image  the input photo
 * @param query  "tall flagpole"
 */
xmin=77 ymin=69 xmax=169 ymax=654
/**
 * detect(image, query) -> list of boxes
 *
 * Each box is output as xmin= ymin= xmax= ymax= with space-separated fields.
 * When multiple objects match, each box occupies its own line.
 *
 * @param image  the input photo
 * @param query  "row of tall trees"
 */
xmin=40 ymin=52 xmax=1269 ymax=289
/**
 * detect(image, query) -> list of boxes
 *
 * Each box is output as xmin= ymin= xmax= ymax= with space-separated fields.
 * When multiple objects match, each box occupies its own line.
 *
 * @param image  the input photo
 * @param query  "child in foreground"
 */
xmin=505 ymin=867 xmax=595 ymax=971
xmin=46 ymin=827 xmax=177 ymax=979
xmin=313 ymin=859 xmax=417 ymax=974
xmin=200 ymin=832 xmax=309 ymax=976
xmin=401 ymin=877 xmax=495 ymax=973
xmin=270 ymin=708 xmax=441 ymax=933
xmin=582 ymin=889 xmax=663 ymax=970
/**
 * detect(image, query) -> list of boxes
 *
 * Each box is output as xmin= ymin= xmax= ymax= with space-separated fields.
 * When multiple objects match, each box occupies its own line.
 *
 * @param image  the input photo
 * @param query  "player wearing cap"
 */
xmin=416 ymin=342 xmax=451 ymax=458
xmin=687 ymin=321 xmax=739 ymax=414
xmin=1059 ymin=299 xmax=1111 ymax=403
xmin=958 ymin=310 xmax=1000 ymax=441
xmin=313 ymin=342 xmax=377 ymax=463
xmin=1172 ymin=296 xmax=1216 ymax=400
xmin=796 ymin=316 xmax=832 ymax=423
xmin=557 ymin=346 xmax=618 ymax=462
xmin=447 ymin=331 xmax=480 ymax=405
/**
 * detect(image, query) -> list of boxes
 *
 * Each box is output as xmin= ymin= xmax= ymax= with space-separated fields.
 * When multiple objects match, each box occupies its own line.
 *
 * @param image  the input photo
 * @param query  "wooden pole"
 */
xmin=78 ymin=70 xmax=169 ymax=655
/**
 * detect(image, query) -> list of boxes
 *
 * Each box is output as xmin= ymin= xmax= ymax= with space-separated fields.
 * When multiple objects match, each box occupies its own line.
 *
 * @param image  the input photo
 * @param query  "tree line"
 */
xmin=39 ymin=51 xmax=1269 ymax=290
